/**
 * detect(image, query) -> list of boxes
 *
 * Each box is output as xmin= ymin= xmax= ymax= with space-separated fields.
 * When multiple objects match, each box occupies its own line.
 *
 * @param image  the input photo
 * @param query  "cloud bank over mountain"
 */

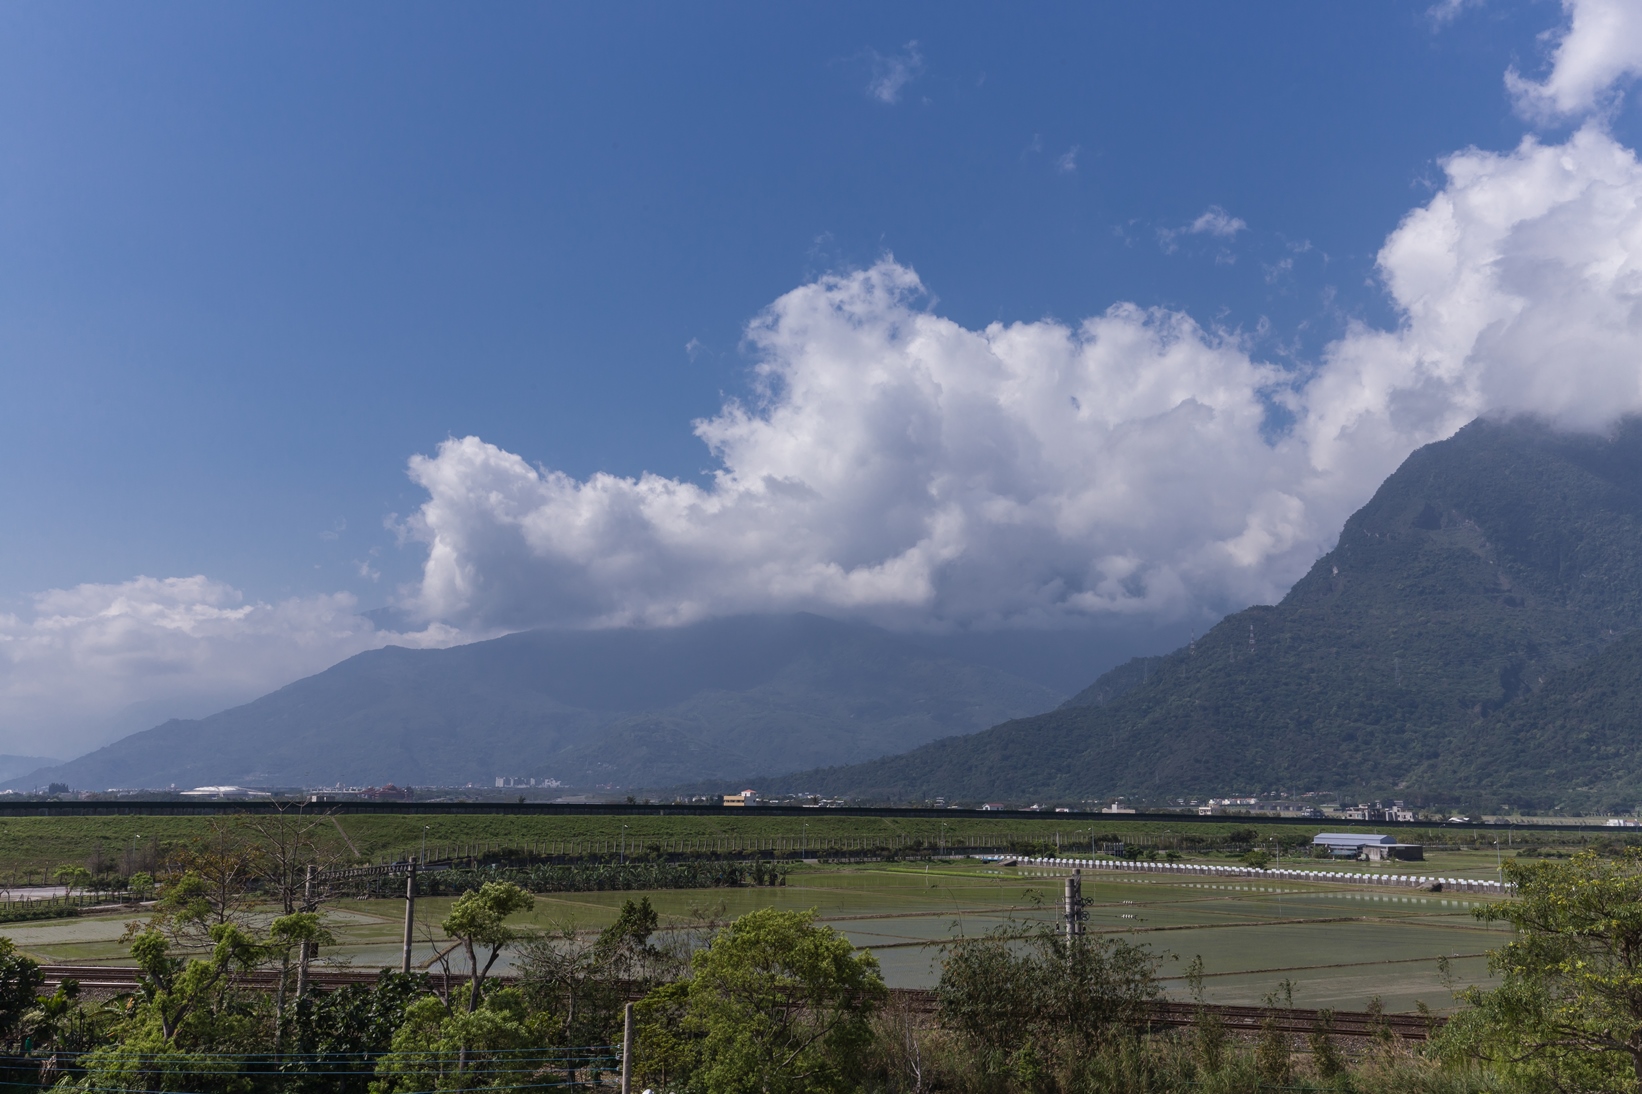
xmin=402 ymin=120 xmax=1642 ymax=633
xmin=10 ymin=0 xmax=1642 ymax=760
xmin=0 ymin=577 xmax=457 ymax=762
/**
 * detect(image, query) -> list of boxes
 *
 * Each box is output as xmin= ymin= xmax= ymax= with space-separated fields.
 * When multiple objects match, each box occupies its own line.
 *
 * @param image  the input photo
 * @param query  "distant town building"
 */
xmin=1200 ymin=797 xmax=1322 ymax=818
xmin=1100 ymin=803 xmax=1137 ymax=814
xmin=180 ymin=786 xmax=271 ymax=799
xmin=723 ymin=789 xmax=757 ymax=807
xmin=1339 ymin=800 xmax=1416 ymax=822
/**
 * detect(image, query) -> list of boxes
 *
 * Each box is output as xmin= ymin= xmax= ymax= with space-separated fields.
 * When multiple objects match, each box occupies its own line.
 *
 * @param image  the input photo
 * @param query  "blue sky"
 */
xmin=0 ymin=1 xmax=1574 ymax=599
xmin=7 ymin=0 xmax=1642 ymax=755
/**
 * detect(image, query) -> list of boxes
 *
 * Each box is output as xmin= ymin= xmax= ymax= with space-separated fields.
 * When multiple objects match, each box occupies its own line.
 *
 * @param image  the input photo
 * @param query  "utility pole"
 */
xmin=620 ymin=1002 xmax=634 ymax=1094
xmin=401 ymin=859 xmax=418 ymax=975
xmin=1064 ymin=870 xmax=1085 ymax=943
xmin=296 ymin=865 xmax=314 ymax=998
xmin=421 ymin=826 xmax=429 ymax=864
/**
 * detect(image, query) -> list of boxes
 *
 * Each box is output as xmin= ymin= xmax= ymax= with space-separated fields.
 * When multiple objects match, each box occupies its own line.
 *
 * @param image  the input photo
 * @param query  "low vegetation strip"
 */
xmin=30 ymin=963 xmax=1440 ymax=1041
xmin=404 ymin=858 xmax=791 ymax=896
xmin=0 ymin=903 xmax=76 ymax=925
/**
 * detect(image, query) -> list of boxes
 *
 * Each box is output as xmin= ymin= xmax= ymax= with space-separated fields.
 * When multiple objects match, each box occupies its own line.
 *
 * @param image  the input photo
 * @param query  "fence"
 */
xmin=0 ymin=891 xmax=114 ymax=924
xmin=1023 ymin=855 xmax=1514 ymax=894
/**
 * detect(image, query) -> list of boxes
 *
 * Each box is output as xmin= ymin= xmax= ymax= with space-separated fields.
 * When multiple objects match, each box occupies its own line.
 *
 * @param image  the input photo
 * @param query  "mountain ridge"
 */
xmin=10 ymin=614 xmax=1074 ymax=792
xmin=758 ymin=417 xmax=1642 ymax=809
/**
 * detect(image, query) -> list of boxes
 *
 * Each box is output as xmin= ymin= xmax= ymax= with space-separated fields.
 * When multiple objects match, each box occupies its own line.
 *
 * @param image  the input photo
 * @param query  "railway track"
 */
xmin=36 ymin=967 xmax=1439 ymax=1041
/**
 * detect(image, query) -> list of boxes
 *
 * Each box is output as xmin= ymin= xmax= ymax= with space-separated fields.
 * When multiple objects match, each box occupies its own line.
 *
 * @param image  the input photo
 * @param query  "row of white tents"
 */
xmin=1019 ymin=856 xmax=1513 ymax=894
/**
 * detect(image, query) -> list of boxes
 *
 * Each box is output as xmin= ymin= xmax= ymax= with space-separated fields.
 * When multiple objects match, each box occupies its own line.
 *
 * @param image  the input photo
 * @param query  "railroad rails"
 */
xmin=36 ymin=967 xmax=1439 ymax=1041
xmin=885 ymin=990 xmax=1438 ymax=1041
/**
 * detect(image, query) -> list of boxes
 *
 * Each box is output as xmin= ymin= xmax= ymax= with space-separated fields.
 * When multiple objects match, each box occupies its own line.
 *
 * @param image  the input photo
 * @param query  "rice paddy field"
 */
xmin=5 ymin=853 xmax=1514 ymax=1016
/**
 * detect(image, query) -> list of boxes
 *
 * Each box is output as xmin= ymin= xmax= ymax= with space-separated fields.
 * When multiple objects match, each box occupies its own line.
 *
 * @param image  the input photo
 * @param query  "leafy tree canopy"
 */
xmin=637 ymin=907 xmax=886 ymax=1094
xmin=1441 ymin=850 xmax=1642 ymax=1090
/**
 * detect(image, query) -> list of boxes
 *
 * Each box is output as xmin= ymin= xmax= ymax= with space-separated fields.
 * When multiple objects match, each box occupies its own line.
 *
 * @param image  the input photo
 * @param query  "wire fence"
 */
xmin=0 ymin=1045 xmax=624 ymax=1093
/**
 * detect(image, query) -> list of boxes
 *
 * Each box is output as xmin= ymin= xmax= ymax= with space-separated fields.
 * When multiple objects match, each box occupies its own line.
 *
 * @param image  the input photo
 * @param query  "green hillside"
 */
xmin=771 ymin=418 xmax=1642 ymax=807
xmin=1420 ymin=628 xmax=1642 ymax=812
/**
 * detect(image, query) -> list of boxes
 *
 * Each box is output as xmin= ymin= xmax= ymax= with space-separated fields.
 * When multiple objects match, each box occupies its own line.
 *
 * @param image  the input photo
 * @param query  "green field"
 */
xmin=6 ymin=854 xmax=1511 ymax=1015
xmin=0 ymin=810 xmax=1585 ymax=881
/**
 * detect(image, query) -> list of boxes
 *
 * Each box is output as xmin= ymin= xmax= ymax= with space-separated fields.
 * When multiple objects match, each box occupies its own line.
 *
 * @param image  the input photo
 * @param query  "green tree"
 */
xmin=636 ymin=907 xmax=886 ymax=1094
xmin=128 ymin=923 xmax=267 ymax=1043
xmin=442 ymin=882 xmax=534 ymax=1013
xmin=54 ymin=865 xmax=90 ymax=900
xmin=69 ymin=924 xmax=272 ymax=1094
xmin=595 ymin=896 xmax=665 ymax=980
xmin=937 ymin=924 xmax=1159 ymax=1084
xmin=1241 ymin=848 xmax=1272 ymax=869
xmin=155 ymin=818 xmax=266 ymax=944
xmin=518 ymin=897 xmax=674 ymax=1050
xmin=0 ymin=938 xmax=42 ymax=1040
xmin=284 ymin=972 xmax=429 ymax=1094
xmin=1440 ymin=849 xmax=1642 ymax=1090
xmin=268 ymin=911 xmax=335 ymax=1043
xmin=370 ymin=988 xmax=551 ymax=1093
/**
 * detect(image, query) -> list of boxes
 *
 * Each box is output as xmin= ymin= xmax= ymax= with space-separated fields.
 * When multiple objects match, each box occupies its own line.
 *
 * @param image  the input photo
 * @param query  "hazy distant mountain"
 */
xmin=0 ymin=755 xmax=61 ymax=784
xmin=12 ymin=614 xmax=1076 ymax=791
xmin=768 ymin=418 xmax=1642 ymax=809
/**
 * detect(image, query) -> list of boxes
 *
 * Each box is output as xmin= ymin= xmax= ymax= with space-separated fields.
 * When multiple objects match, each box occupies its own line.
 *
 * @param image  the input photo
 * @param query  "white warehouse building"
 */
xmin=1311 ymin=832 xmax=1424 ymax=861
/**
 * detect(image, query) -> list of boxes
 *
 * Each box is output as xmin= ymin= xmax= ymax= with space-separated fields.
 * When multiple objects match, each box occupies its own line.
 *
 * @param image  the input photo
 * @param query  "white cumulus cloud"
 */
xmin=1508 ymin=0 xmax=1642 ymax=121
xmin=399 ymin=123 xmax=1642 ymax=638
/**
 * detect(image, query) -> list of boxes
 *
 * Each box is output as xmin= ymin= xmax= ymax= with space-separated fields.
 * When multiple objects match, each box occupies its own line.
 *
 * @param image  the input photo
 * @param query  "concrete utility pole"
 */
xmin=401 ymin=859 xmax=418 ymax=975
xmin=1064 ymin=870 xmax=1085 ymax=943
xmin=620 ymin=1002 xmax=635 ymax=1094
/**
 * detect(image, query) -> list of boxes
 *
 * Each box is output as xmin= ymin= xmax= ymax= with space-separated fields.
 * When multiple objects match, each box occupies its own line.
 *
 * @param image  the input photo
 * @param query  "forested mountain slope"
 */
xmin=1420 ymin=628 xmax=1642 ymax=812
xmin=769 ymin=418 xmax=1642 ymax=807
xmin=11 ymin=615 xmax=1062 ymax=791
